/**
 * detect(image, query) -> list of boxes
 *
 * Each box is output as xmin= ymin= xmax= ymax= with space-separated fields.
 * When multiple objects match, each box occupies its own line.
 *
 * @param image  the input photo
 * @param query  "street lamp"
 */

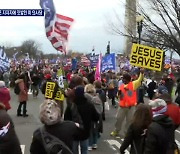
xmin=136 ymin=15 xmax=144 ymax=44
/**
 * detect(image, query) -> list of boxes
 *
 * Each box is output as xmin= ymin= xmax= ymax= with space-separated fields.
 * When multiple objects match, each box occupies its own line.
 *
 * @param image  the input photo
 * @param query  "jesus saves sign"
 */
xmin=130 ymin=43 xmax=164 ymax=71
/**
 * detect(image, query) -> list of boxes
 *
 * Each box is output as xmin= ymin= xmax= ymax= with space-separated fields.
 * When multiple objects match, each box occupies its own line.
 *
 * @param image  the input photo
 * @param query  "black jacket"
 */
xmin=0 ymin=109 xmax=22 ymax=154
xmin=144 ymin=115 xmax=175 ymax=154
xmin=65 ymin=96 xmax=99 ymax=140
xmin=30 ymin=121 xmax=83 ymax=154
xmin=120 ymin=124 xmax=146 ymax=154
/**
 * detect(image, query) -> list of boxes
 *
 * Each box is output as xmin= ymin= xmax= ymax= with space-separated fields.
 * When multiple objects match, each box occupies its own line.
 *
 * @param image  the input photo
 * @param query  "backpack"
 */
xmin=91 ymin=95 xmax=103 ymax=114
xmin=14 ymin=83 xmax=20 ymax=95
xmin=40 ymin=127 xmax=73 ymax=154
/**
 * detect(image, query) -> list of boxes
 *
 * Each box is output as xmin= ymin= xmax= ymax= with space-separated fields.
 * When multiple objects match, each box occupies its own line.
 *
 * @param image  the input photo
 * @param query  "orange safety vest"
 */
xmin=119 ymin=82 xmax=137 ymax=107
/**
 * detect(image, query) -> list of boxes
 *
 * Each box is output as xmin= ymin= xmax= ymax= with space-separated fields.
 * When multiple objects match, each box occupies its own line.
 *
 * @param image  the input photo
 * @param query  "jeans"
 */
xmin=89 ymin=129 xmax=98 ymax=147
xmin=73 ymin=139 xmax=88 ymax=154
xmin=32 ymin=85 xmax=39 ymax=97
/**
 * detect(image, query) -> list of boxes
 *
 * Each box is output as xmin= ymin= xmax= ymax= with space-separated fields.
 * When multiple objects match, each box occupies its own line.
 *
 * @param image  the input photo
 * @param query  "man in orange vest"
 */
xmin=110 ymin=68 xmax=144 ymax=137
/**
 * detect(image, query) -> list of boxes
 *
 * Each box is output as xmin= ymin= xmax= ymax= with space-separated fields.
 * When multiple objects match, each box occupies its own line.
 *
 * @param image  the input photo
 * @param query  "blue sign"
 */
xmin=87 ymin=54 xmax=99 ymax=67
xmin=101 ymin=53 xmax=116 ymax=72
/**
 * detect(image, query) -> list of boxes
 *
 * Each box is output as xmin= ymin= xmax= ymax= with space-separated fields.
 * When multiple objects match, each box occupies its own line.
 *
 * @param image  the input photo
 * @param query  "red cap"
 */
xmin=45 ymin=74 xmax=51 ymax=79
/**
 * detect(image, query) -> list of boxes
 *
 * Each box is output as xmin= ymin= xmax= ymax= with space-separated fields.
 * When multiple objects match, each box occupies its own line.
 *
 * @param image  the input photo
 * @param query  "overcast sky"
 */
xmin=0 ymin=0 xmax=127 ymax=55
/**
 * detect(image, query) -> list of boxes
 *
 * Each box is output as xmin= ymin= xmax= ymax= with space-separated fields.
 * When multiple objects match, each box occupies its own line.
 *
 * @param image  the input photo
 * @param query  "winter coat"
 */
xmin=30 ymin=121 xmax=83 ymax=154
xmin=144 ymin=115 xmax=175 ymax=154
xmin=15 ymin=79 xmax=28 ymax=102
xmin=165 ymin=103 xmax=180 ymax=129
xmin=0 ymin=109 xmax=22 ymax=154
xmin=0 ymin=87 xmax=11 ymax=110
xmin=84 ymin=93 xmax=103 ymax=133
xmin=120 ymin=124 xmax=146 ymax=154
xmin=65 ymin=96 xmax=99 ymax=140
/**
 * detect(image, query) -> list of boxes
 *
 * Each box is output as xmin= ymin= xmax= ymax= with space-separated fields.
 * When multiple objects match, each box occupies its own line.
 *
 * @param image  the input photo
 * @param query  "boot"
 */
xmin=23 ymin=114 xmax=29 ymax=117
xmin=17 ymin=113 xmax=23 ymax=116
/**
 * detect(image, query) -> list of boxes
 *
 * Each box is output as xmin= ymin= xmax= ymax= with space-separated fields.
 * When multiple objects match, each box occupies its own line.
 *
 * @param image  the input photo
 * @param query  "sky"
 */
xmin=0 ymin=0 xmax=126 ymax=55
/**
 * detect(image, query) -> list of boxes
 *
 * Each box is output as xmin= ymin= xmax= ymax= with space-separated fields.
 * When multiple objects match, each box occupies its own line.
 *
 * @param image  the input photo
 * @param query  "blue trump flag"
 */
xmin=71 ymin=58 xmax=77 ymax=71
xmin=0 ymin=47 xmax=10 ymax=72
xmin=101 ymin=53 xmax=116 ymax=72
xmin=87 ymin=54 xmax=99 ymax=68
xmin=40 ymin=0 xmax=56 ymax=28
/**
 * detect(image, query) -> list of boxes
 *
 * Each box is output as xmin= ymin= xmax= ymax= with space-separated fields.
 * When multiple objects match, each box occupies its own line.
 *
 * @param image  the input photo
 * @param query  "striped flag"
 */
xmin=81 ymin=55 xmax=90 ymax=66
xmin=95 ymin=53 xmax=102 ymax=81
xmin=40 ymin=0 xmax=74 ymax=53
xmin=0 ymin=47 xmax=10 ymax=72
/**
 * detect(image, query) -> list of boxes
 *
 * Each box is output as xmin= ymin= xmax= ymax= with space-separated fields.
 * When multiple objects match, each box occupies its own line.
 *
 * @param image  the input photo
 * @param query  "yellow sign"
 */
xmin=45 ymin=82 xmax=55 ymax=99
xmin=55 ymin=90 xmax=65 ymax=101
xmin=130 ymin=43 xmax=164 ymax=71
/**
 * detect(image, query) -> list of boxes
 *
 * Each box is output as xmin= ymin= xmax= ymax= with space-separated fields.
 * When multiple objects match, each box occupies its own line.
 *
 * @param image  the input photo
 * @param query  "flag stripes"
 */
xmin=40 ymin=0 xmax=74 ymax=54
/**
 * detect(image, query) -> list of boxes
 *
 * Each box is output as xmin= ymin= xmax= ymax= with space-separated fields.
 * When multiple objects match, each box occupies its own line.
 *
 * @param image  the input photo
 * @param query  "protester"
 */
xmin=120 ymin=104 xmax=152 ymax=154
xmin=41 ymin=73 xmax=59 ymax=99
xmin=67 ymin=86 xmax=99 ymax=154
xmin=30 ymin=99 xmax=83 ymax=154
xmin=31 ymin=73 xmax=40 ymax=98
xmin=159 ymin=93 xmax=180 ymax=129
xmin=144 ymin=99 xmax=175 ymax=154
xmin=15 ymin=73 xmax=29 ymax=117
xmin=0 ymin=103 xmax=22 ymax=154
xmin=94 ymin=80 xmax=106 ymax=120
xmin=0 ymin=81 xmax=11 ymax=111
xmin=147 ymin=79 xmax=157 ymax=100
xmin=64 ymin=75 xmax=84 ymax=121
xmin=84 ymin=84 xmax=103 ymax=150
xmin=3 ymin=71 xmax=10 ymax=87
xmin=110 ymin=68 xmax=144 ymax=137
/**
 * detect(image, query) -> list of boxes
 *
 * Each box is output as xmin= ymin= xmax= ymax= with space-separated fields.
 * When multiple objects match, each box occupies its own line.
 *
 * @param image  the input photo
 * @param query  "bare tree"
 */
xmin=108 ymin=0 xmax=180 ymax=56
xmin=20 ymin=39 xmax=42 ymax=58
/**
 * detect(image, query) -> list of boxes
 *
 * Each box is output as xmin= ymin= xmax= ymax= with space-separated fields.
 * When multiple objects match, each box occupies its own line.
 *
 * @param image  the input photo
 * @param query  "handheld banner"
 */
xmin=45 ymin=82 xmax=55 ymax=99
xmin=130 ymin=43 xmax=164 ymax=71
xmin=101 ymin=53 xmax=116 ymax=72
xmin=55 ymin=90 xmax=64 ymax=101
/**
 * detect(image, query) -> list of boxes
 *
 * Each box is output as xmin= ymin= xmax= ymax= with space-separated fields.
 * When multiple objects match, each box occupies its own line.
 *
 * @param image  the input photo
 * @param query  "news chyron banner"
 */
xmin=130 ymin=43 xmax=164 ymax=71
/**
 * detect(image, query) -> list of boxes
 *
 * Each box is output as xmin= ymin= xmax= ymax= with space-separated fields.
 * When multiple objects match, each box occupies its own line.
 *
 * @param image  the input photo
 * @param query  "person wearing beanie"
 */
xmin=144 ymin=99 xmax=175 ymax=154
xmin=0 ymin=81 xmax=11 ymax=111
xmin=0 ymin=103 xmax=22 ymax=154
xmin=30 ymin=99 xmax=84 ymax=154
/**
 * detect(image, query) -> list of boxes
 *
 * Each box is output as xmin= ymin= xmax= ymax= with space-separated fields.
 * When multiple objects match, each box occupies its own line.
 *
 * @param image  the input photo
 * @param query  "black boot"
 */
xmin=17 ymin=113 xmax=23 ymax=116
xmin=23 ymin=102 xmax=28 ymax=117
xmin=17 ymin=103 xmax=23 ymax=117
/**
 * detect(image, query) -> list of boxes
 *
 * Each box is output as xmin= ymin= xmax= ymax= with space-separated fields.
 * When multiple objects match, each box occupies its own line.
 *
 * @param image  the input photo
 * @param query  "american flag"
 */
xmin=40 ymin=0 xmax=74 ymax=53
xmin=81 ymin=55 xmax=90 ymax=66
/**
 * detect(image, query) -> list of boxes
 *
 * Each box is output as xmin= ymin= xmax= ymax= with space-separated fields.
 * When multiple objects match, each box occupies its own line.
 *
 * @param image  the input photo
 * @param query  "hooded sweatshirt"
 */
xmin=144 ymin=115 xmax=175 ymax=154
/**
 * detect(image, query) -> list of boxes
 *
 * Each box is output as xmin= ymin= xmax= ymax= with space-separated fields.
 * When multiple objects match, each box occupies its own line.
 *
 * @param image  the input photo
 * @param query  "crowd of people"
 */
xmin=0 ymin=62 xmax=179 ymax=154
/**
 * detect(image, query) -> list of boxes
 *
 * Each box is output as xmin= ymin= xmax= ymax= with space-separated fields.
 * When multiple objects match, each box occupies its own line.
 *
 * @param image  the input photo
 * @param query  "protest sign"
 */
xmin=101 ymin=53 xmax=116 ymax=72
xmin=130 ymin=43 xmax=164 ymax=71
xmin=45 ymin=82 xmax=56 ymax=99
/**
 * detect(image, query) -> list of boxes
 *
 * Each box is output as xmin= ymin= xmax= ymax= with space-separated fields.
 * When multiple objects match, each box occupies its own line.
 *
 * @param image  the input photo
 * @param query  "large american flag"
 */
xmin=40 ymin=0 xmax=74 ymax=53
